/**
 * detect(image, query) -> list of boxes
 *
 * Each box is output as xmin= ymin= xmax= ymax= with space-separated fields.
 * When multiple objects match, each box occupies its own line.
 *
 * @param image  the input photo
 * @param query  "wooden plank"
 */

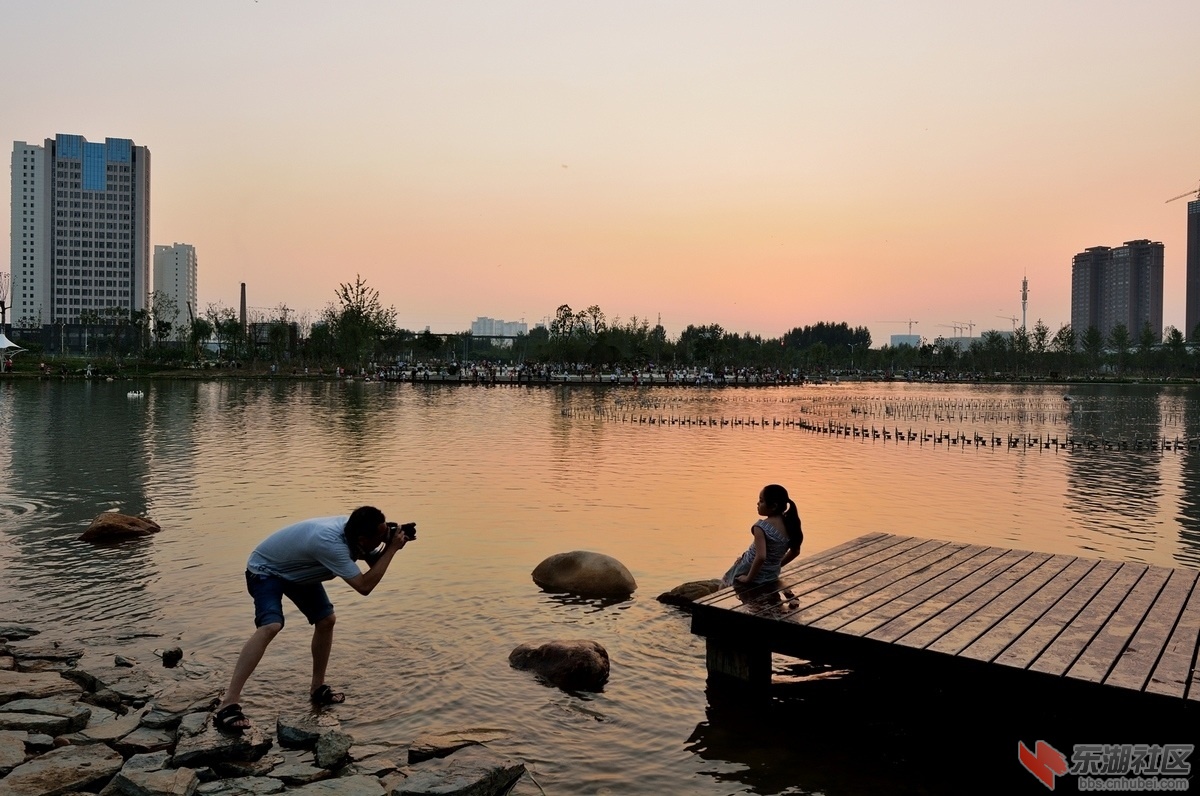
xmin=1028 ymin=562 xmax=1146 ymax=678
xmin=1147 ymin=574 xmax=1200 ymax=699
xmin=895 ymin=553 xmax=1055 ymax=651
xmin=780 ymin=540 xmax=966 ymax=626
xmin=994 ymin=559 xmax=1122 ymax=671
xmin=959 ymin=557 xmax=1097 ymax=663
xmin=866 ymin=549 xmax=1035 ymax=644
xmin=710 ymin=535 xmax=927 ymax=615
xmin=924 ymin=554 xmax=1075 ymax=656
xmin=1107 ymin=568 xmax=1198 ymax=693
xmin=809 ymin=543 xmax=989 ymax=632
xmin=1068 ymin=565 xmax=1171 ymax=685
xmin=838 ymin=547 xmax=1009 ymax=638
xmin=698 ymin=533 xmax=907 ymax=611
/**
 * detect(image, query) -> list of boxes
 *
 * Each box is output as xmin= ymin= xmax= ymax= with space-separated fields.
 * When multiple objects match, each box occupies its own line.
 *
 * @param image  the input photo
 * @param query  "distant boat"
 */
xmin=127 ymin=390 xmax=144 ymax=399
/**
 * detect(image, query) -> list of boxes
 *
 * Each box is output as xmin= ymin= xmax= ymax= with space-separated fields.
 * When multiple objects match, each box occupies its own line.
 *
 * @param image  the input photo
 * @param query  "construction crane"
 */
xmin=936 ymin=323 xmax=963 ymax=336
xmin=996 ymin=314 xmax=1019 ymax=331
xmin=953 ymin=320 xmax=976 ymax=337
xmin=879 ymin=319 xmax=919 ymax=335
xmin=1166 ymin=181 xmax=1200 ymax=204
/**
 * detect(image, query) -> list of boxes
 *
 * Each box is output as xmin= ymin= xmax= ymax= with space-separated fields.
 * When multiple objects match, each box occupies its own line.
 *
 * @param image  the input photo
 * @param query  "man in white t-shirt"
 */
xmin=213 ymin=506 xmax=414 ymax=733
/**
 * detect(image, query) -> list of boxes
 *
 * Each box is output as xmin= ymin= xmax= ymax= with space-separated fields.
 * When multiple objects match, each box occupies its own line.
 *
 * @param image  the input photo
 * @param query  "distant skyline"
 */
xmin=3 ymin=1 xmax=1199 ymax=346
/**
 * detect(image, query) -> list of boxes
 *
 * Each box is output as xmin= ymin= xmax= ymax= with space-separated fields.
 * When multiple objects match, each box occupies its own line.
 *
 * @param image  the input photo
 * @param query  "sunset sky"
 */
xmin=4 ymin=1 xmax=1199 ymax=346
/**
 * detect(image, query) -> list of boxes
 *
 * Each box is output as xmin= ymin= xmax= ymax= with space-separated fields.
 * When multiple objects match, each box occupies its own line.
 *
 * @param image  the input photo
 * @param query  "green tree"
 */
xmin=149 ymin=290 xmax=180 ymax=347
xmin=1108 ymin=323 xmax=1131 ymax=376
xmin=189 ymin=317 xmax=214 ymax=360
xmin=1051 ymin=323 xmax=1075 ymax=377
xmin=1164 ymin=326 xmax=1187 ymax=377
xmin=325 ymin=275 xmax=397 ymax=367
xmin=1082 ymin=326 xmax=1104 ymax=374
xmin=1136 ymin=321 xmax=1157 ymax=376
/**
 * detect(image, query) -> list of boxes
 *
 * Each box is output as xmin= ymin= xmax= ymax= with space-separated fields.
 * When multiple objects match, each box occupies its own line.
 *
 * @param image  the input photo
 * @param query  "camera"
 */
xmin=387 ymin=521 xmax=417 ymax=541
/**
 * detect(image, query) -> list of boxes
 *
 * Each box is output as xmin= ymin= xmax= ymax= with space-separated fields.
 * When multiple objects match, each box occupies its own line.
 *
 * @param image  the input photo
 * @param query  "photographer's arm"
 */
xmin=345 ymin=534 xmax=407 ymax=596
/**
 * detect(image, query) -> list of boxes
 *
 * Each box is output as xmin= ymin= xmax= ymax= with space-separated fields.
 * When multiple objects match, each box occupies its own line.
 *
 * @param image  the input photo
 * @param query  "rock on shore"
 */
xmin=0 ymin=628 xmax=527 ymax=796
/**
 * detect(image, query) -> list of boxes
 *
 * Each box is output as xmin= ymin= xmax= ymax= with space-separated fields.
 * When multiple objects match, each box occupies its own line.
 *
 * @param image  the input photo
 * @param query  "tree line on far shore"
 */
xmin=11 ymin=276 xmax=1200 ymax=380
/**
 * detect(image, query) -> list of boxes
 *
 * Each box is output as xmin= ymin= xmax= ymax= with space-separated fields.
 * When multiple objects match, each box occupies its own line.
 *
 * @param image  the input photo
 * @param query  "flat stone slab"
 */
xmin=269 ymin=762 xmax=332 ymax=786
xmin=113 ymin=726 xmax=175 ymax=756
xmin=392 ymin=746 xmax=525 ymax=796
xmin=79 ymin=706 xmax=148 ymax=742
xmin=2 ymin=698 xmax=91 ymax=732
xmin=0 ymin=670 xmax=82 ymax=705
xmin=148 ymin=680 xmax=221 ymax=716
xmin=286 ymin=774 xmax=383 ymax=796
xmin=211 ymin=754 xmax=283 ymax=779
xmin=0 ymin=712 xmax=73 ymax=735
xmin=61 ymin=663 xmax=157 ymax=699
xmin=344 ymin=747 xmax=407 ymax=778
xmin=111 ymin=766 xmax=200 ymax=796
xmin=2 ymin=641 xmax=84 ymax=662
xmin=408 ymin=729 xmax=507 ymax=764
xmin=195 ymin=776 xmax=286 ymax=795
xmin=0 ymin=742 xmax=124 ymax=795
xmin=0 ymin=731 xmax=25 ymax=775
xmin=0 ymin=626 xmax=39 ymax=642
xmin=171 ymin=722 xmax=273 ymax=768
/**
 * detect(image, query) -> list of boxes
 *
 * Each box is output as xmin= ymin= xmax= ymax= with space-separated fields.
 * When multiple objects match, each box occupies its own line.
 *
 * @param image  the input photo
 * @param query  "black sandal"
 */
xmin=310 ymin=684 xmax=346 ymax=706
xmin=213 ymin=703 xmax=251 ymax=734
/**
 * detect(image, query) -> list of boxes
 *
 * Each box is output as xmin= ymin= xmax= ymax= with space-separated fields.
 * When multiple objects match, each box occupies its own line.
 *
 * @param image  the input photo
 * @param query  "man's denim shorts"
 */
xmin=245 ymin=570 xmax=334 ymax=628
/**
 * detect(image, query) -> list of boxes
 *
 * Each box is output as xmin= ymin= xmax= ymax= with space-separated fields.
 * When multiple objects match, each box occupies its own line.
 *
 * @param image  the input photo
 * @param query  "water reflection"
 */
xmin=3 ymin=379 xmax=1200 ymax=796
xmin=1176 ymin=389 xmax=1200 ymax=568
xmin=0 ymin=380 xmax=160 ymax=634
xmin=1062 ymin=387 xmax=1166 ymax=562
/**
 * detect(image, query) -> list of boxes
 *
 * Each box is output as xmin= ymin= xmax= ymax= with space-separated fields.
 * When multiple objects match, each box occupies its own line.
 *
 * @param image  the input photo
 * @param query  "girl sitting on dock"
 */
xmin=722 ymin=484 xmax=803 ymax=587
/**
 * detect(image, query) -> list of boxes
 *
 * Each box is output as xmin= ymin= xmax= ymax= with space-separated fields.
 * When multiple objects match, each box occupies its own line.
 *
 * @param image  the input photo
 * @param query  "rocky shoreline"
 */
xmin=0 ymin=625 xmax=527 ymax=796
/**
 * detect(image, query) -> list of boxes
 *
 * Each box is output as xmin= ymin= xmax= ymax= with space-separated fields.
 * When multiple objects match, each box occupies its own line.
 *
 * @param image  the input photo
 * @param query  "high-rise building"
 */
xmin=152 ymin=243 xmax=198 ymax=339
xmin=1186 ymin=200 xmax=1200 ymax=340
xmin=1070 ymin=240 xmax=1164 ymax=347
xmin=470 ymin=316 xmax=528 ymax=337
xmin=9 ymin=134 xmax=150 ymax=328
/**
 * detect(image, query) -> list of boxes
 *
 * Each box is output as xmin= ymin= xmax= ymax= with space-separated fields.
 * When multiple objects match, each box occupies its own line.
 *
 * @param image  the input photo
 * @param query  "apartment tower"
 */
xmin=9 ymin=134 xmax=150 ymax=328
xmin=1070 ymin=239 xmax=1164 ymax=347
xmin=1187 ymin=200 xmax=1200 ymax=340
xmin=152 ymin=243 xmax=198 ymax=339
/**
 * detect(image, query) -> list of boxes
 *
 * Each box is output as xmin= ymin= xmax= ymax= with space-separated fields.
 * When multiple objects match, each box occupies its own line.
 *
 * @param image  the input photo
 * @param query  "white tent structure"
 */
xmin=0 ymin=332 xmax=26 ymax=357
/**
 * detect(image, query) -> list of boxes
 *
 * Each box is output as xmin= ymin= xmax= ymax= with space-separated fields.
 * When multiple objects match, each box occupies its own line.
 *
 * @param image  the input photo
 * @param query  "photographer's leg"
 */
xmin=219 ymin=622 xmax=281 ymax=713
xmin=310 ymin=612 xmax=335 ymax=695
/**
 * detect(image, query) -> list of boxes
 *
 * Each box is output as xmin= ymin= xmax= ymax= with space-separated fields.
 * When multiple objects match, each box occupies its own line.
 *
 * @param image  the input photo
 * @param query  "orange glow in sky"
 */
xmin=4 ymin=1 xmax=1199 ymax=345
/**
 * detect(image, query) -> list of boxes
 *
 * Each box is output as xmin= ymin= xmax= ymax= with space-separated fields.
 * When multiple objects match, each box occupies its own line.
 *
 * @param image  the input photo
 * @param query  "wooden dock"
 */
xmin=690 ymin=532 xmax=1200 ymax=706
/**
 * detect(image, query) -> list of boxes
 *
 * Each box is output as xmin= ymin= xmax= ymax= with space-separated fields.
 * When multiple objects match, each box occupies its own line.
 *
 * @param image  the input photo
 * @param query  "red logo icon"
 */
xmin=1019 ymin=740 xmax=1068 ymax=790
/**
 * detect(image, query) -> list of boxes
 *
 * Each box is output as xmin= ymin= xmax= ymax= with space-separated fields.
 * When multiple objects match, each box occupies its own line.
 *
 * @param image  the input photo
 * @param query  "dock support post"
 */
xmin=705 ymin=637 xmax=770 ymax=688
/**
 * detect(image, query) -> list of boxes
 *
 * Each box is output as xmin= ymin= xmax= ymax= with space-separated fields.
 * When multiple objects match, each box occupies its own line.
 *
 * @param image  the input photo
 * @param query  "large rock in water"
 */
xmin=508 ymin=640 xmax=610 ymax=692
xmin=531 ymin=551 xmax=636 ymax=598
xmin=79 ymin=512 xmax=161 ymax=542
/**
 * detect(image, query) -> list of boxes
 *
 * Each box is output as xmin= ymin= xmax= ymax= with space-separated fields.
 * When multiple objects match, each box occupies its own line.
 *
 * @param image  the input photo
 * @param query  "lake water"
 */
xmin=2 ymin=378 xmax=1199 ymax=794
